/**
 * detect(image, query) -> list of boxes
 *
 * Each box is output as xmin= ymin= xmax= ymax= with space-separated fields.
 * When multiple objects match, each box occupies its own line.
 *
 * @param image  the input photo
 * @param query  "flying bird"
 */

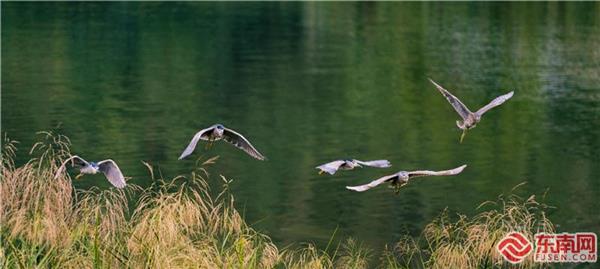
xmin=179 ymin=124 xmax=266 ymax=160
xmin=316 ymin=159 xmax=391 ymax=175
xmin=346 ymin=164 xmax=467 ymax=193
xmin=428 ymin=78 xmax=514 ymax=143
xmin=54 ymin=155 xmax=127 ymax=188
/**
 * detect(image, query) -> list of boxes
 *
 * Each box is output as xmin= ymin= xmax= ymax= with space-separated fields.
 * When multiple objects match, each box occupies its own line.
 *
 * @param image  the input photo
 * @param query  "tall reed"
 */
xmin=1 ymin=132 xmax=555 ymax=269
xmin=383 ymin=185 xmax=555 ymax=269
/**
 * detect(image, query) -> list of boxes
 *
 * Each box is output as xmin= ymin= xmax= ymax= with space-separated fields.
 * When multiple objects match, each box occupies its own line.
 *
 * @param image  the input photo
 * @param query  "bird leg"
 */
xmin=459 ymin=129 xmax=467 ymax=143
xmin=391 ymin=181 xmax=407 ymax=195
xmin=204 ymin=139 xmax=214 ymax=150
xmin=75 ymin=173 xmax=84 ymax=180
xmin=393 ymin=184 xmax=402 ymax=195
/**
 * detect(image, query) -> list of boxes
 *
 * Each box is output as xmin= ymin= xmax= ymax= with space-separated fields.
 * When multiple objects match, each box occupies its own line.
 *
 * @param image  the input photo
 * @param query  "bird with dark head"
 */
xmin=179 ymin=123 xmax=266 ymax=161
xmin=346 ymin=164 xmax=467 ymax=193
xmin=213 ymin=124 xmax=225 ymax=138
xmin=316 ymin=159 xmax=391 ymax=175
xmin=428 ymin=78 xmax=514 ymax=143
xmin=54 ymin=155 xmax=127 ymax=189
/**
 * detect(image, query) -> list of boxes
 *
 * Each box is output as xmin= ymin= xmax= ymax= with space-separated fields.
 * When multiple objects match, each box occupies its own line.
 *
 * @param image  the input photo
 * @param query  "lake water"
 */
xmin=2 ymin=2 xmax=599 ymax=250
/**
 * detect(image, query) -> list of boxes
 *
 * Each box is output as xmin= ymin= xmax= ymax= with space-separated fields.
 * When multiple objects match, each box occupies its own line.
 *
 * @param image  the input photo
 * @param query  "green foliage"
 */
xmin=1 ymin=133 xmax=555 ymax=268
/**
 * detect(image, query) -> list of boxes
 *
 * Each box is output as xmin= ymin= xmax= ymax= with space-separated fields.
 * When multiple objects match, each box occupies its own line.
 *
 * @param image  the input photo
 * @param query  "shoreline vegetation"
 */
xmin=1 ymin=132 xmax=554 ymax=268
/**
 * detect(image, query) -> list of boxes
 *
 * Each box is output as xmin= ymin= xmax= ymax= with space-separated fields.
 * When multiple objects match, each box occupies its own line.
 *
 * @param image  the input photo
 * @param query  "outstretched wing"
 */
xmin=354 ymin=159 xmax=391 ymax=168
xmin=475 ymin=91 xmax=514 ymax=116
xmin=178 ymin=126 xmax=215 ymax=160
xmin=222 ymin=128 xmax=266 ymax=160
xmin=407 ymin=164 xmax=467 ymax=179
xmin=54 ymin=155 xmax=89 ymax=179
xmin=428 ymin=78 xmax=472 ymax=120
xmin=346 ymin=174 xmax=399 ymax=192
xmin=97 ymin=160 xmax=126 ymax=188
xmin=316 ymin=160 xmax=345 ymax=175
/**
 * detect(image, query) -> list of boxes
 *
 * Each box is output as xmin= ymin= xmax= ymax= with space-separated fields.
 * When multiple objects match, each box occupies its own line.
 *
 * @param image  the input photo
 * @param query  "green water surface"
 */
xmin=2 ymin=2 xmax=599 ymax=249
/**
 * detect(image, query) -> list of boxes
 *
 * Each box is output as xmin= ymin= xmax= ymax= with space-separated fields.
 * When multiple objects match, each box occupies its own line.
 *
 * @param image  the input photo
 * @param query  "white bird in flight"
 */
xmin=346 ymin=164 xmax=467 ymax=193
xmin=428 ymin=78 xmax=514 ymax=143
xmin=179 ymin=124 xmax=266 ymax=161
xmin=316 ymin=159 xmax=391 ymax=175
xmin=54 ymin=155 xmax=127 ymax=188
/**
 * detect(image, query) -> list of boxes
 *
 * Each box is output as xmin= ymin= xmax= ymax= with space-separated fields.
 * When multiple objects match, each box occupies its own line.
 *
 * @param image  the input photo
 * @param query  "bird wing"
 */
xmin=354 ymin=159 xmax=392 ymax=168
xmin=428 ymin=78 xmax=472 ymax=120
xmin=407 ymin=164 xmax=467 ymax=179
xmin=54 ymin=155 xmax=89 ymax=179
xmin=97 ymin=160 xmax=126 ymax=188
xmin=316 ymin=160 xmax=345 ymax=175
xmin=178 ymin=126 xmax=215 ymax=160
xmin=346 ymin=174 xmax=399 ymax=192
xmin=475 ymin=91 xmax=514 ymax=116
xmin=222 ymin=128 xmax=266 ymax=160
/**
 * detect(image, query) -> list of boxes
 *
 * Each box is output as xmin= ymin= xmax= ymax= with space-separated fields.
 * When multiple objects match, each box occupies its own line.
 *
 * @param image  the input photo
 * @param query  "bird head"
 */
xmin=397 ymin=171 xmax=409 ymax=180
xmin=214 ymin=124 xmax=225 ymax=136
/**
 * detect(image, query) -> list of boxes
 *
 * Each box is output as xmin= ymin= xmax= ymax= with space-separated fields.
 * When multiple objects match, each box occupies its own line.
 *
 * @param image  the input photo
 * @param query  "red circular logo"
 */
xmin=497 ymin=232 xmax=533 ymax=264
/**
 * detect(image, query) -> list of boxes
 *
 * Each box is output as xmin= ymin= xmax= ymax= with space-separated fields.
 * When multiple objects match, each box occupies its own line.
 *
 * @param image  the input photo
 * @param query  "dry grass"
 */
xmin=1 ymin=132 xmax=555 ymax=269
xmin=382 ymin=185 xmax=555 ymax=269
xmin=0 ymin=132 xmax=340 ymax=269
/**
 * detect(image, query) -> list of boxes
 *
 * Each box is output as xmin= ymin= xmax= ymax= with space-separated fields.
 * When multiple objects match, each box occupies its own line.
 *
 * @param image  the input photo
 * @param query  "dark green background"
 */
xmin=2 ymin=2 xmax=599 ymax=249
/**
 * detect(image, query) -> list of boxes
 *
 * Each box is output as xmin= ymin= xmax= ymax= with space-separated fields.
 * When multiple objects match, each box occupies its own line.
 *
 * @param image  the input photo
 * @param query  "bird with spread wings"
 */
xmin=54 ymin=155 xmax=127 ymax=188
xmin=346 ymin=165 xmax=467 ymax=193
xmin=428 ymin=78 xmax=514 ymax=143
xmin=316 ymin=159 xmax=391 ymax=175
xmin=179 ymin=124 xmax=266 ymax=161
